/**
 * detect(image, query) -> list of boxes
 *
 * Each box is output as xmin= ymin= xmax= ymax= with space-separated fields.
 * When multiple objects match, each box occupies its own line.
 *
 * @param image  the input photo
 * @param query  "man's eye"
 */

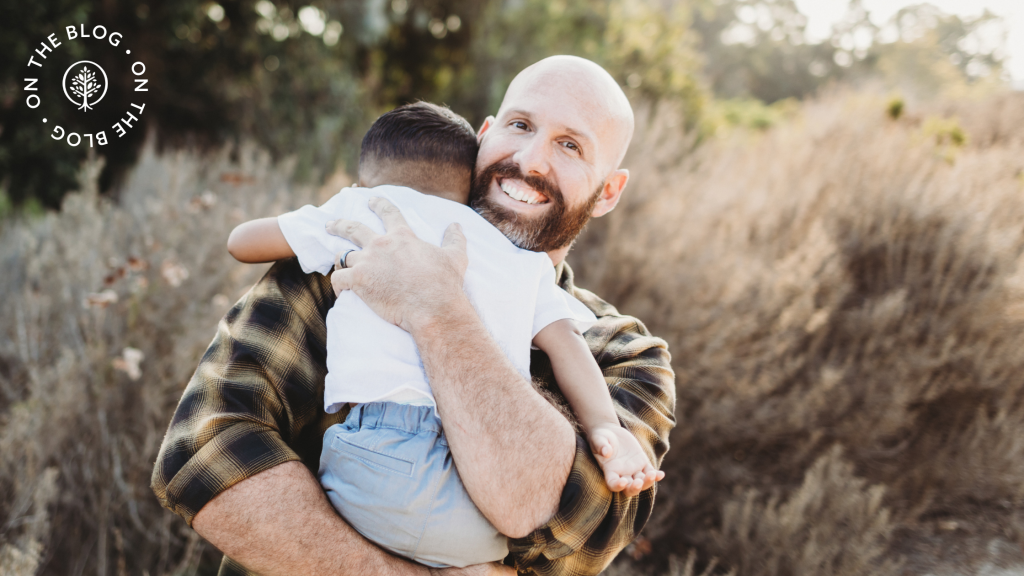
xmin=511 ymin=121 xmax=528 ymax=130
xmin=561 ymin=141 xmax=579 ymax=152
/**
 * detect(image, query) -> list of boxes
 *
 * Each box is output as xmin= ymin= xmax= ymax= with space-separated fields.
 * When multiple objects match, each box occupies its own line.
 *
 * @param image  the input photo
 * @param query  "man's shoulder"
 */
xmin=565 ymin=283 xmax=620 ymax=319
xmin=239 ymin=258 xmax=336 ymax=330
xmin=556 ymin=262 xmax=625 ymax=321
xmin=259 ymin=256 xmax=334 ymax=293
xmin=559 ymin=264 xmax=669 ymax=358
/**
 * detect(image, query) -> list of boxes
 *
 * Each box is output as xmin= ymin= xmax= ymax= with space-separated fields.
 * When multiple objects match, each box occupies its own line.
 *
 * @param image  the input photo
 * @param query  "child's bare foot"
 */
xmin=588 ymin=423 xmax=665 ymax=493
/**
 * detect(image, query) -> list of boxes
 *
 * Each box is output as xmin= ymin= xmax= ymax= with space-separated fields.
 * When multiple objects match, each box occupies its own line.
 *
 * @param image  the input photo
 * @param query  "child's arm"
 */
xmin=227 ymin=217 xmax=295 ymax=263
xmin=532 ymin=319 xmax=664 ymax=493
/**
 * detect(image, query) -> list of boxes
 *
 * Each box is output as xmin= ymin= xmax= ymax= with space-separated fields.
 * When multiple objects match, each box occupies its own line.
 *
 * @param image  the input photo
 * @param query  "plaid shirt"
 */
xmin=152 ymin=258 xmax=675 ymax=576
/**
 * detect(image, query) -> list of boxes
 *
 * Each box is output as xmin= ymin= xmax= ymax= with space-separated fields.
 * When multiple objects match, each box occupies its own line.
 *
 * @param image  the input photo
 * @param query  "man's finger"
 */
xmin=325 ymin=219 xmax=379 ymax=247
xmin=334 ymin=249 xmax=360 ymax=271
xmin=331 ymin=268 xmax=354 ymax=296
xmin=368 ymin=197 xmax=411 ymax=231
xmin=441 ymin=222 xmax=466 ymax=252
xmin=342 ymin=249 xmax=364 ymax=268
xmin=441 ymin=223 xmax=468 ymax=271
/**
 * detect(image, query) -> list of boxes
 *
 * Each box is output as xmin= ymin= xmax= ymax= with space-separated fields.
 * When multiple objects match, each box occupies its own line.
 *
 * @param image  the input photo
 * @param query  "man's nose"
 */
xmin=512 ymin=134 xmax=551 ymax=177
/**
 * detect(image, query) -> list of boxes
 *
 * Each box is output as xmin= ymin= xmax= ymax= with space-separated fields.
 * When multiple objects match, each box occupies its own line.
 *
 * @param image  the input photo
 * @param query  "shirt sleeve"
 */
xmin=277 ymin=191 xmax=360 ymax=276
xmin=150 ymin=258 xmax=343 ymax=526
xmin=532 ymin=263 xmax=598 ymax=338
xmin=509 ymin=282 xmax=676 ymax=576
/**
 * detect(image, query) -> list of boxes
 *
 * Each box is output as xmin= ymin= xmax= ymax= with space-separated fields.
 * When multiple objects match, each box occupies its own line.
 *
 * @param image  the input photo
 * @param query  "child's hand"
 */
xmin=588 ymin=423 xmax=665 ymax=493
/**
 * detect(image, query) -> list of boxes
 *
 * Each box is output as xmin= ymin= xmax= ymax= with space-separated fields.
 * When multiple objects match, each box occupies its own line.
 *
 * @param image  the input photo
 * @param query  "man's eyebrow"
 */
xmin=562 ymin=125 xmax=595 ymax=147
xmin=504 ymin=108 xmax=596 ymax=146
xmin=504 ymin=108 xmax=533 ymax=120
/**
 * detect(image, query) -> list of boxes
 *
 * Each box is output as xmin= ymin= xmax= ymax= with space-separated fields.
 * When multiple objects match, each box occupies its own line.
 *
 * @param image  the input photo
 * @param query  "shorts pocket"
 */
xmin=333 ymin=434 xmax=415 ymax=477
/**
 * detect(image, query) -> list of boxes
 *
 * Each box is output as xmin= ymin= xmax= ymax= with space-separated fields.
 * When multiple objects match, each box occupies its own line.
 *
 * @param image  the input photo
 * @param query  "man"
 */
xmin=152 ymin=56 xmax=676 ymax=576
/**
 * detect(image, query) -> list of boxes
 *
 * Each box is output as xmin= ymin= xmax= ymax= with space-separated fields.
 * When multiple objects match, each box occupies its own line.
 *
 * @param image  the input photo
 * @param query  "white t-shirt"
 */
xmin=278 ymin=185 xmax=597 ymax=414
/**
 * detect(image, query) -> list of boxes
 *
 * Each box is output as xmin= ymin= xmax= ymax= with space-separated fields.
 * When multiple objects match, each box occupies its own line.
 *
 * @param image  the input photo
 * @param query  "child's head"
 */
xmin=358 ymin=102 xmax=478 ymax=204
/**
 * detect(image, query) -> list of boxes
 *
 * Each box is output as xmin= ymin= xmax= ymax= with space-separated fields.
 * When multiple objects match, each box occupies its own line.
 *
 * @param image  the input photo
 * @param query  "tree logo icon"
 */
xmin=62 ymin=60 xmax=108 ymax=111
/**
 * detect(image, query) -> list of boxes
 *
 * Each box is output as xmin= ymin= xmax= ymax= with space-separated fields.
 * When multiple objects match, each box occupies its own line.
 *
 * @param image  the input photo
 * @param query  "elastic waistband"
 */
xmin=345 ymin=402 xmax=442 ymax=435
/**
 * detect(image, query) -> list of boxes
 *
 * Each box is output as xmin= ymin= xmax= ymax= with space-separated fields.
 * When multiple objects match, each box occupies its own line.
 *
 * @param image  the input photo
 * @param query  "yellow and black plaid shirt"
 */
xmin=151 ymin=258 xmax=676 ymax=576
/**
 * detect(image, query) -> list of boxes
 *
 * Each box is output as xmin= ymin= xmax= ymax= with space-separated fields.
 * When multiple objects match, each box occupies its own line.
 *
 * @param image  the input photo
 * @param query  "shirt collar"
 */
xmin=554 ymin=261 xmax=576 ymax=293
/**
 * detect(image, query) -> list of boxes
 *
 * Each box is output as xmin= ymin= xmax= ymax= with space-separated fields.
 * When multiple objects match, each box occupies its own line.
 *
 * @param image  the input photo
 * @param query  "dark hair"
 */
xmin=360 ymin=102 xmax=478 ymax=172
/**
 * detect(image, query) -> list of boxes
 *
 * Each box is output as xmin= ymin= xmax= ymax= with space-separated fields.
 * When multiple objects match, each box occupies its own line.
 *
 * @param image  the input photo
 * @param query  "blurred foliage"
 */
xmin=886 ymin=96 xmax=904 ymax=120
xmin=707 ymin=96 xmax=798 ymax=131
xmin=692 ymin=0 xmax=834 ymax=103
xmin=691 ymin=0 xmax=1009 ymax=103
xmin=1 ymin=0 xmax=369 ymax=209
xmin=352 ymin=0 xmax=707 ymax=131
xmin=922 ymin=115 xmax=968 ymax=147
xmin=870 ymin=4 xmax=1008 ymax=100
xmin=1 ymin=0 xmax=707 ymax=210
xmin=1 ymin=0 xmax=1011 ymax=209
xmin=0 ymin=1 xmax=95 ymax=210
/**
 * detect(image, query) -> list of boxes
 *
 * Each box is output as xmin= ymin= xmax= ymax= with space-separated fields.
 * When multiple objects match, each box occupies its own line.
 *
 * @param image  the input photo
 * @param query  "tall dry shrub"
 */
xmin=0 ymin=141 xmax=345 ymax=575
xmin=574 ymin=90 xmax=1024 ymax=573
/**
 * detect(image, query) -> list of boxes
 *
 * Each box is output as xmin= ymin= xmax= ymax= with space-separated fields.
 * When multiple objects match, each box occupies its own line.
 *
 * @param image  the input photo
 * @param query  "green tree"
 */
xmin=2 ymin=0 xmax=707 ymax=210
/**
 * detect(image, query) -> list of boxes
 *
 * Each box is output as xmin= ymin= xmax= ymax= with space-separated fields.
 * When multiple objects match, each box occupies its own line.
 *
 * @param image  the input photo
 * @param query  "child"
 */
xmin=226 ymin=102 xmax=661 ymax=567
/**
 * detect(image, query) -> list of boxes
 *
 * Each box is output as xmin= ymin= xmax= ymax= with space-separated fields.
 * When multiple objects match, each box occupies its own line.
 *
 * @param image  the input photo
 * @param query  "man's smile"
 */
xmin=497 ymin=177 xmax=550 ymax=206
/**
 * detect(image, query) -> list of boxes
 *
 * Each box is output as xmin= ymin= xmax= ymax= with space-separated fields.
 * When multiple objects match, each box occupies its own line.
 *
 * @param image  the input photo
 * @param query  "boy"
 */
xmin=226 ymin=102 xmax=661 ymax=567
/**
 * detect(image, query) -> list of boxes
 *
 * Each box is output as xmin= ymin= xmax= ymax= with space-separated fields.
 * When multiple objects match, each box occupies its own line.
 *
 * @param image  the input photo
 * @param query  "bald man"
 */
xmin=152 ymin=56 xmax=676 ymax=576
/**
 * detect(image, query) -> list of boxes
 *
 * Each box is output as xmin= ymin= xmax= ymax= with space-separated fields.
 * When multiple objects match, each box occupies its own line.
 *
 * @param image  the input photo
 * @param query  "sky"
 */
xmin=792 ymin=0 xmax=1024 ymax=87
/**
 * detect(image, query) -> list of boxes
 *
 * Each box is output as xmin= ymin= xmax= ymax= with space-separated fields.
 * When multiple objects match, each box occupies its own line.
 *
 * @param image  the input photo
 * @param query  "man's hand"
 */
xmin=327 ymin=197 xmax=468 ymax=333
xmin=430 ymin=563 xmax=517 ymax=576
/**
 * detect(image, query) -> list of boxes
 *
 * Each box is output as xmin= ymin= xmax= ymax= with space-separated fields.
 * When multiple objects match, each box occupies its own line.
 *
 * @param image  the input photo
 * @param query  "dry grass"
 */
xmin=576 ymin=89 xmax=1024 ymax=574
xmin=0 ymin=142 xmax=347 ymax=575
xmin=3 ymin=89 xmax=1024 ymax=575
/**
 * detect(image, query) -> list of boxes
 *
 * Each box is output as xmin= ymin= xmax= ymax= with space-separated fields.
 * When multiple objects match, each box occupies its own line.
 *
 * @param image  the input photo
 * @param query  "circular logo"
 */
xmin=20 ymin=24 xmax=150 ymax=148
xmin=62 ymin=60 xmax=109 ymax=111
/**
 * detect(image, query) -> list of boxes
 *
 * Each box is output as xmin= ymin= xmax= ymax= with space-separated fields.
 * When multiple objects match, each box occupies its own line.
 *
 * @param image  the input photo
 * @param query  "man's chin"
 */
xmin=470 ymin=163 xmax=595 ymax=253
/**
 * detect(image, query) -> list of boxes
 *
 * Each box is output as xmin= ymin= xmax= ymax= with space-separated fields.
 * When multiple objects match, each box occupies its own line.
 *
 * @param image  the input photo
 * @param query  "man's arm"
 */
xmin=226 ymin=217 xmax=295 ymax=263
xmin=415 ymin=296 xmax=578 ymax=537
xmin=192 ymin=461 xmax=424 ymax=575
xmin=193 ymin=462 xmax=514 ymax=576
xmin=151 ymin=260 xmax=512 ymax=576
xmin=417 ymin=284 xmax=675 ymax=575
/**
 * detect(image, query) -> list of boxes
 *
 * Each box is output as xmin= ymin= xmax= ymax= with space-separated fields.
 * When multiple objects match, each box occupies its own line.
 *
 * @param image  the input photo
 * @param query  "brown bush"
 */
xmin=3 ymin=89 xmax=1024 ymax=575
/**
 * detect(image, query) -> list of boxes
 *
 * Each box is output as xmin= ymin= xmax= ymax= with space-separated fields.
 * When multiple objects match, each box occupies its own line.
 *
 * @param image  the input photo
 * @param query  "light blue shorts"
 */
xmin=318 ymin=402 xmax=508 ymax=568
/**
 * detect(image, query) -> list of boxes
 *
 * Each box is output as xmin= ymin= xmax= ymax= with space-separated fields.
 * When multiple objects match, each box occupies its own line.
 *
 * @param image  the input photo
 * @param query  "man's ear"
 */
xmin=591 ymin=169 xmax=629 ymax=218
xmin=477 ymin=116 xmax=495 ymax=142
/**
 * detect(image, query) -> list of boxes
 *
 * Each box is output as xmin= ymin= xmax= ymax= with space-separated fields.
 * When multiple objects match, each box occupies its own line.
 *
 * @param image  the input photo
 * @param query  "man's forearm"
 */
xmin=412 ymin=298 xmax=577 ymax=539
xmin=192 ymin=461 xmax=429 ymax=576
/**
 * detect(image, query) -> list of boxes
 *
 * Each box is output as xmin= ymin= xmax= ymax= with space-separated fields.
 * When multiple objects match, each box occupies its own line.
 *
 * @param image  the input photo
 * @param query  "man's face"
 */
xmin=469 ymin=67 xmax=629 ymax=254
xmin=469 ymin=159 xmax=602 ymax=253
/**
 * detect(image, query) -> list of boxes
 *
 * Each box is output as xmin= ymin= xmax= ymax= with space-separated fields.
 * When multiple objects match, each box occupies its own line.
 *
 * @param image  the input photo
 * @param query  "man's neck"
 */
xmin=546 ymin=245 xmax=570 ymax=267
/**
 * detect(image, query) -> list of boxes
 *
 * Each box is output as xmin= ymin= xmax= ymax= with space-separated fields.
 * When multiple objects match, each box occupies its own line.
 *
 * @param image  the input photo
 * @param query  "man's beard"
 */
xmin=469 ymin=159 xmax=603 ymax=253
